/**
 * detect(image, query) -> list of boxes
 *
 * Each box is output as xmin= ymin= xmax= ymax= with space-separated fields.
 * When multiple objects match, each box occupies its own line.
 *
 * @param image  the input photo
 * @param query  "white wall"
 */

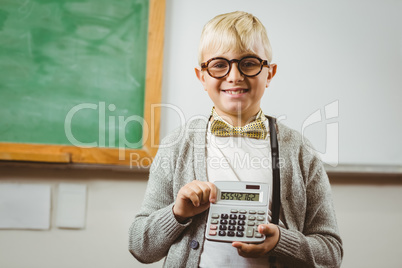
xmin=330 ymin=174 xmax=402 ymax=268
xmin=1 ymin=165 xmax=402 ymax=268
xmin=0 ymin=165 xmax=163 ymax=268
xmin=1 ymin=1 xmax=402 ymax=268
xmin=161 ymin=0 xmax=402 ymax=167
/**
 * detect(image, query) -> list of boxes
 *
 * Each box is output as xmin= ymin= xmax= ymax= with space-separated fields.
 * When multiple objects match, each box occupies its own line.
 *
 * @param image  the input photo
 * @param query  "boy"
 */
xmin=129 ymin=11 xmax=343 ymax=267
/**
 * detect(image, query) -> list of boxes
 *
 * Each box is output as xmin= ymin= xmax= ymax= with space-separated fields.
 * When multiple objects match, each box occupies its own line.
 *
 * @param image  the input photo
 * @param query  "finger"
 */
xmin=232 ymin=241 xmax=242 ymax=248
xmin=194 ymin=182 xmax=211 ymax=205
xmin=181 ymin=184 xmax=202 ymax=207
xmin=232 ymin=241 xmax=247 ymax=257
xmin=190 ymin=181 xmax=215 ymax=205
xmin=206 ymin=182 xmax=217 ymax=203
xmin=232 ymin=241 xmax=245 ymax=256
xmin=232 ymin=241 xmax=255 ymax=253
xmin=233 ymin=242 xmax=253 ymax=253
xmin=258 ymin=224 xmax=280 ymax=252
xmin=232 ymin=242 xmax=262 ymax=258
xmin=258 ymin=224 xmax=277 ymax=236
xmin=187 ymin=182 xmax=212 ymax=206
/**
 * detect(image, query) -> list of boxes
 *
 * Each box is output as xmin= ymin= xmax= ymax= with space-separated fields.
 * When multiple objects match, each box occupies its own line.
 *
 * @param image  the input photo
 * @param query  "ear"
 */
xmin=195 ymin=67 xmax=207 ymax=91
xmin=266 ymin=63 xmax=277 ymax=88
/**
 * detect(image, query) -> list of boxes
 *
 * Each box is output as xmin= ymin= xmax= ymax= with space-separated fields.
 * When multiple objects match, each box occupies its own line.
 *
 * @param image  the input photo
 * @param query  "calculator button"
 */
xmin=237 ymin=226 xmax=245 ymax=231
xmin=238 ymin=220 xmax=246 ymax=225
xmin=209 ymin=230 xmax=217 ymax=236
xmin=239 ymin=210 xmax=247 ymax=214
xmin=247 ymin=221 xmax=255 ymax=226
xmin=211 ymin=213 xmax=219 ymax=219
xmin=228 ymin=231 xmax=235 ymax=237
xmin=219 ymin=225 xmax=227 ymax=230
xmin=246 ymin=227 xmax=254 ymax=238
xmin=257 ymin=210 xmax=265 ymax=215
xmin=255 ymin=233 xmax=263 ymax=238
xmin=238 ymin=215 xmax=246 ymax=220
xmin=229 ymin=220 xmax=236 ymax=225
xmin=218 ymin=231 xmax=226 ymax=236
xmin=211 ymin=219 xmax=219 ymax=224
xmin=236 ymin=231 xmax=244 ymax=237
xmin=221 ymin=214 xmax=229 ymax=219
xmin=249 ymin=210 xmax=256 ymax=214
xmin=230 ymin=214 xmax=237 ymax=219
xmin=257 ymin=216 xmax=265 ymax=221
xmin=230 ymin=209 xmax=238 ymax=213
xmin=210 ymin=225 xmax=218 ymax=230
xmin=248 ymin=215 xmax=256 ymax=221
xmin=220 ymin=219 xmax=228 ymax=225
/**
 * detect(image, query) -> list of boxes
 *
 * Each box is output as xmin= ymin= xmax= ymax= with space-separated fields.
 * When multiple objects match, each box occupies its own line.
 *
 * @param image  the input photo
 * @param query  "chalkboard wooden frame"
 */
xmin=0 ymin=0 xmax=165 ymax=167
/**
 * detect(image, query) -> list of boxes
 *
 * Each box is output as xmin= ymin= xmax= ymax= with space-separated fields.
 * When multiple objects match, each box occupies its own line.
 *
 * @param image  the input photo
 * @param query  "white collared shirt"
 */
xmin=199 ymin=121 xmax=284 ymax=268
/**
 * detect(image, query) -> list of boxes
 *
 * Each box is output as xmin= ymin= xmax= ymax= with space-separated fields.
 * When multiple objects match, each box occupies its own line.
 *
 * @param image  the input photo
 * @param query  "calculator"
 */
xmin=205 ymin=181 xmax=270 ymax=243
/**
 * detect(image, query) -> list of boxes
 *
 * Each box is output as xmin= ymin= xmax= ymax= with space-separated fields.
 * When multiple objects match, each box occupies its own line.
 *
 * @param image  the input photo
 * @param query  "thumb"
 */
xmin=258 ymin=224 xmax=276 ymax=236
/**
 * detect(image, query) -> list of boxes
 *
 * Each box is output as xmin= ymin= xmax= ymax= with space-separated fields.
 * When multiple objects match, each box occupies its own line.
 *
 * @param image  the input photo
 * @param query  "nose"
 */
xmin=226 ymin=62 xmax=244 ymax=82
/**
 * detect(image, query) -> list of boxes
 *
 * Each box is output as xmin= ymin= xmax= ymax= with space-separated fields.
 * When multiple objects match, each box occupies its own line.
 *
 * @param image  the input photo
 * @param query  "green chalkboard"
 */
xmin=0 ymin=0 xmax=149 ymax=149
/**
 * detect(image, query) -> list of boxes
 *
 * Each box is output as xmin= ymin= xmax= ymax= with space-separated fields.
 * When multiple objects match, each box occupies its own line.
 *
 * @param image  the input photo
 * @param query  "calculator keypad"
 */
xmin=208 ymin=210 xmax=266 ymax=241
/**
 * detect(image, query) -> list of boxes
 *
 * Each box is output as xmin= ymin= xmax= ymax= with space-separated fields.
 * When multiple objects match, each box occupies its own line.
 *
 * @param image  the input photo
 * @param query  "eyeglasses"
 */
xmin=201 ymin=56 xmax=270 ymax=78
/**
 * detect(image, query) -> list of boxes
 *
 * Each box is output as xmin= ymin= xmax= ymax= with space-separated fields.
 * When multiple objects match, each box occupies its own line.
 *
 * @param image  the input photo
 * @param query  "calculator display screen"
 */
xmin=220 ymin=192 xmax=260 ymax=201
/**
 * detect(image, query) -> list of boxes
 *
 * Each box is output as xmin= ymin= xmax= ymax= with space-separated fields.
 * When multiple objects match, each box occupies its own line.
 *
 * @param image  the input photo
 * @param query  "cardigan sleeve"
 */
xmin=128 ymin=132 xmax=192 ymax=263
xmin=271 ymin=138 xmax=343 ymax=267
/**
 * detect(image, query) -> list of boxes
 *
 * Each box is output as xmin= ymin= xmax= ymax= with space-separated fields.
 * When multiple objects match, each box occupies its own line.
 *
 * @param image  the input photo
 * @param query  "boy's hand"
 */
xmin=173 ymin=181 xmax=217 ymax=223
xmin=232 ymin=224 xmax=280 ymax=258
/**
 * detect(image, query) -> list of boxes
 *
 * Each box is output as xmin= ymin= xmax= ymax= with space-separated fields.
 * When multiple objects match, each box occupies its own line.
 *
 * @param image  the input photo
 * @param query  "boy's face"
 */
xmin=195 ymin=42 xmax=277 ymax=125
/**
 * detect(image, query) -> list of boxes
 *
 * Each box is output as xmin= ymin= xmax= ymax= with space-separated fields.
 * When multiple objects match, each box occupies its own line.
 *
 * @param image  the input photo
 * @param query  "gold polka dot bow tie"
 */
xmin=210 ymin=108 xmax=268 ymax=140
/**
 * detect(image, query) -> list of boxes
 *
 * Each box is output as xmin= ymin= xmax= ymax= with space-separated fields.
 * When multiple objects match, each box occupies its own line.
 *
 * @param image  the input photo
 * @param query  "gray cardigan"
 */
xmin=129 ymin=117 xmax=343 ymax=267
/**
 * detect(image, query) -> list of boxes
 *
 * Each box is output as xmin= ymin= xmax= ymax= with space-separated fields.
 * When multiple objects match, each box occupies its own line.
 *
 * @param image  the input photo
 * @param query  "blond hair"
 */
xmin=198 ymin=11 xmax=273 ymax=65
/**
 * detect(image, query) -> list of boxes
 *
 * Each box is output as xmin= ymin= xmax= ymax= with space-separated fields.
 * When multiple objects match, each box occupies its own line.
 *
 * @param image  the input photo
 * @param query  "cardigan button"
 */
xmin=190 ymin=240 xmax=199 ymax=249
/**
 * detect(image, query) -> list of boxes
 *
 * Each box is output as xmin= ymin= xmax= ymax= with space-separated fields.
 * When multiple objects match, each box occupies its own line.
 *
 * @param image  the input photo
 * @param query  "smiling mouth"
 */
xmin=222 ymin=89 xmax=249 ymax=95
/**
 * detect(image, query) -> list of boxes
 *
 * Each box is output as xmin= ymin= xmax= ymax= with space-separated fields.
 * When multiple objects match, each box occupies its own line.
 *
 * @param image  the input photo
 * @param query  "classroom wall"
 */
xmin=1 ymin=165 xmax=402 ymax=268
xmin=330 ymin=173 xmax=402 ymax=268
xmin=1 ymin=0 xmax=402 ymax=267
xmin=160 ymin=0 xmax=402 ymax=167
xmin=0 ymin=164 xmax=163 ymax=268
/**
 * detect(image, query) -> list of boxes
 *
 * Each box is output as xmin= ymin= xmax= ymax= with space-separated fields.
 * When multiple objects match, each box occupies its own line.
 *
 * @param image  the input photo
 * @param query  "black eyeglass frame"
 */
xmin=201 ymin=56 xmax=270 ymax=78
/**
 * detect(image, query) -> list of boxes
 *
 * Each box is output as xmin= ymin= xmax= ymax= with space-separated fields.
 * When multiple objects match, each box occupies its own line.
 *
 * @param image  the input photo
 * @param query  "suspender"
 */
xmin=267 ymin=116 xmax=281 ymax=225
xmin=206 ymin=115 xmax=281 ymax=225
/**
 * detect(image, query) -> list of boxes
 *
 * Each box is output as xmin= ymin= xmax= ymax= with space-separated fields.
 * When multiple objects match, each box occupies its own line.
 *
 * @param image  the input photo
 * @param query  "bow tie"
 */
xmin=210 ymin=108 xmax=268 ymax=140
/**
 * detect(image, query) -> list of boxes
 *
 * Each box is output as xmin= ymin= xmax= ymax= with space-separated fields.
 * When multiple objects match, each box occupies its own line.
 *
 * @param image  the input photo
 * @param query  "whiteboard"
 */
xmin=161 ymin=0 xmax=402 ymax=170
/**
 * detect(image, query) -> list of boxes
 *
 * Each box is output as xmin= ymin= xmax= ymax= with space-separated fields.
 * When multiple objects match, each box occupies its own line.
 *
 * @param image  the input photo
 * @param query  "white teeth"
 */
xmin=225 ymin=89 xmax=246 ymax=94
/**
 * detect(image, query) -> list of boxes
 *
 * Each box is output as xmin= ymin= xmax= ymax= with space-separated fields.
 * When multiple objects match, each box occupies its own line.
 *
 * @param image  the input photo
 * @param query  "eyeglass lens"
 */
xmin=207 ymin=57 xmax=263 ymax=78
